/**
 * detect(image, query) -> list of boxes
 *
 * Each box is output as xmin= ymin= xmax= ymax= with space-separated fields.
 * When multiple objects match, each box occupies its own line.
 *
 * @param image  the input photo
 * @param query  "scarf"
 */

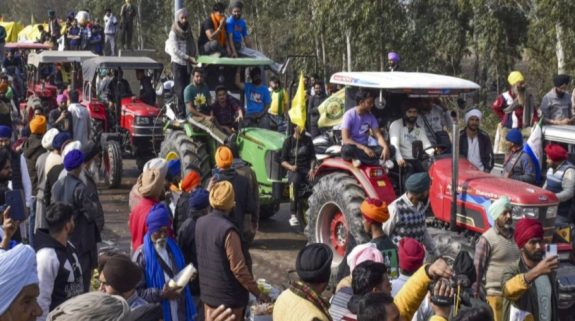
xmin=290 ymin=281 xmax=332 ymax=321
xmin=210 ymin=13 xmax=227 ymax=47
xmin=172 ymin=21 xmax=193 ymax=41
xmin=143 ymin=234 xmax=195 ymax=321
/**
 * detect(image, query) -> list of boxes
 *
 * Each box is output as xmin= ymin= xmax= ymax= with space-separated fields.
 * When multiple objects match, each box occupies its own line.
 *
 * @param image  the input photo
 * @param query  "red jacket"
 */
xmin=129 ymin=198 xmax=157 ymax=251
xmin=491 ymin=90 xmax=538 ymax=129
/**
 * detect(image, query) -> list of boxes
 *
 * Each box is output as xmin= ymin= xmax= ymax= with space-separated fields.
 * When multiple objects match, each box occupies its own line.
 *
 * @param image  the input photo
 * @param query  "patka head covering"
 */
xmin=296 ymin=243 xmax=333 ymax=284
xmin=405 ymin=172 xmax=431 ymax=194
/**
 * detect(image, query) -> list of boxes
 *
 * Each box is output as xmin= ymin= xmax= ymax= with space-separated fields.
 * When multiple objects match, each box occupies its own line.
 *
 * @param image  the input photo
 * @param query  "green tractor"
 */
xmin=159 ymin=56 xmax=289 ymax=219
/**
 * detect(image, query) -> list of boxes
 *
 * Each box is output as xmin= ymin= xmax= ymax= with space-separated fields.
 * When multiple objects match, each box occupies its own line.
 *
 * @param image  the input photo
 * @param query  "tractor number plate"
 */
xmin=377 ymin=180 xmax=386 ymax=187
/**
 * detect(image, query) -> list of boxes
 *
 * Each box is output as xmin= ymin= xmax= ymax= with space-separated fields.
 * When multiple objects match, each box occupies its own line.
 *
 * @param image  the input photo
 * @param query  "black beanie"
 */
xmin=102 ymin=255 xmax=142 ymax=293
xmin=296 ymin=243 xmax=333 ymax=284
xmin=553 ymin=74 xmax=571 ymax=88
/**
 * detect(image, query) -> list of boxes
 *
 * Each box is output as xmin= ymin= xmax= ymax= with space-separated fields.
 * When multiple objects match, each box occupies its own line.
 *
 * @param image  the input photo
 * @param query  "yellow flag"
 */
xmin=288 ymin=73 xmax=306 ymax=131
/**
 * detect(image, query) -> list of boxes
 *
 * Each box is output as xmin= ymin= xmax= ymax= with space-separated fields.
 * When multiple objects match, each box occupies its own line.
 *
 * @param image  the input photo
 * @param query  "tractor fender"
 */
xmin=315 ymin=158 xmax=396 ymax=204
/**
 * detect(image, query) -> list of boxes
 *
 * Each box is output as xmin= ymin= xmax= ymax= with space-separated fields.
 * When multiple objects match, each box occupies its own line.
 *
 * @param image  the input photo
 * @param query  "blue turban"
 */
xmin=63 ymin=149 xmax=85 ymax=171
xmin=506 ymin=128 xmax=523 ymax=146
xmin=405 ymin=172 xmax=431 ymax=194
xmin=0 ymin=126 xmax=12 ymax=139
xmin=189 ymin=187 xmax=210 ymax=210
xmin=146 ymin=204 xmax=171 ymax=234
xmin=167 ymin=159 xmax=181 ymax=178
xmin=52 ymin=132 xmax=71 ymax=150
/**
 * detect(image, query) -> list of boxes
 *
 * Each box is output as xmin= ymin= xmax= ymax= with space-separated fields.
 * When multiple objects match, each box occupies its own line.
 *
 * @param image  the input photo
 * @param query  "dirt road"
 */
xmin=99 ymin=159 xmax=306 ymax=289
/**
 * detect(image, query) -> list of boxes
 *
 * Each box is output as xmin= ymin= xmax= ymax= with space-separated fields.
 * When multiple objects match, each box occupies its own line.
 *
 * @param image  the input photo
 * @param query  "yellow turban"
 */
xmin=507 ymin=71 xmax=525 ymax=86
xmin=30 ymin=115 xmax=47 ymax=135
xmin=215 ymin=146 xmax=233 ymax=169
xmin=209 ymin=181 xmax=235 ymax=210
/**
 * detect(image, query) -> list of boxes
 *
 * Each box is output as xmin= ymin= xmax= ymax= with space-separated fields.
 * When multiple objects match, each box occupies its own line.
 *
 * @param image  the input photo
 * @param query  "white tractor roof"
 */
xmin=330 ymin=71 xmax=480 ymax=95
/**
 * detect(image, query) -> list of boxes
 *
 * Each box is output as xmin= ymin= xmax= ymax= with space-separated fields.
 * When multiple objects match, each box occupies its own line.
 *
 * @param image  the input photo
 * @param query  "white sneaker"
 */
xmin=289 ymin=215 xmax=300 ymax=227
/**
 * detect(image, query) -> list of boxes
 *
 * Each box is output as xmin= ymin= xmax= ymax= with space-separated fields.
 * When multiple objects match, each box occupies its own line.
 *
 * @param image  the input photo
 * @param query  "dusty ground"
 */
xmin=99 ymin=159 xmax=306 ymax=289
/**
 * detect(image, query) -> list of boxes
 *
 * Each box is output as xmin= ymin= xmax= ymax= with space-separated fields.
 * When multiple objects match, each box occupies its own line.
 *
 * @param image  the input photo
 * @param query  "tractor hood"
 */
xmin=238 ymin=128 xmax=285 ymax=151
xmin=430 ymin=158 xmax=558 ymax=206
xmin=121 ymin=98 xmax=161 ymax=117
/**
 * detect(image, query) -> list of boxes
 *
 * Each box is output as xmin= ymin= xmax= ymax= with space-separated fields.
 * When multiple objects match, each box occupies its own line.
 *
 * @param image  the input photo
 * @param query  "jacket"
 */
xmin=23 ymin=134 xmax=46 ymax=195
xmin=166 ymin=29 xmax=196 ymax=66
xmin=51 ymin=174 xmax=100 ymax=261
xmin=459 ymin=129 xmax=494 ymax=172
xmin=129 ymin=197 xmax=157 ymax=251
xmin=217 ymin=168 xmax=257 ymax=234
xmin=80 ymin=168 xmax=105 ymax=234
xmin=35 ymin=230 xmax=83 ymax=320
xmin=195 ymin=210 xmax=249 ymax=308
xmin=501 ymin=258 xmax=558 ymax=321
xmin=274 ymin=289 xmax=331 ymax=321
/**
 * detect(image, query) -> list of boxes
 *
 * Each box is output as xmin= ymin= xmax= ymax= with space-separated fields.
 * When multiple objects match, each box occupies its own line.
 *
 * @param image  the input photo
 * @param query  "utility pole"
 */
xmin=174 ymin=0 xmax=183 ymax=18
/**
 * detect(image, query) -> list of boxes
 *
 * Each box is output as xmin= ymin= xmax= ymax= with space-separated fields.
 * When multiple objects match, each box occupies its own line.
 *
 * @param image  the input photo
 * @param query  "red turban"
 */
xmin=545 ymin=144 xmax=568 ymax=162
xmin=181 ymin=170 xmax=201 ymax=193
xmin=398 ymin=237 xmax=425 ymax=273
xmin=514 ymin=218 xmax=544 ymax=248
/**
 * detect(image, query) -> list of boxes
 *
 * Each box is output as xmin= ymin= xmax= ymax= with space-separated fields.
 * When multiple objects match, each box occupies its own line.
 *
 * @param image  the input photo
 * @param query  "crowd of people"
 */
xmin=0 ymin=1 xmax=575 ymax=321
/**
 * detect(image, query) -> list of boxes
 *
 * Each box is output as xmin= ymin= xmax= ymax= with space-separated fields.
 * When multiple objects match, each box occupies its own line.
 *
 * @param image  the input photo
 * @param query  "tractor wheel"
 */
xmin=305 ymin=172 xmax=369 ymax=265
xmin=160 ymin=129 xmax=211 ymax=181
xmin=103 ymin=140 xmax=122 ymax=188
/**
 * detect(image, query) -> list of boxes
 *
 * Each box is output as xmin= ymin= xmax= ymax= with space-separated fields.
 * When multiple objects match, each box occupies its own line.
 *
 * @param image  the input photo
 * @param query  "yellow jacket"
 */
xmin=273 ymin=288 xmax=330 ymax=321
xmin=394 ymin=265 xmax=433 ymax=321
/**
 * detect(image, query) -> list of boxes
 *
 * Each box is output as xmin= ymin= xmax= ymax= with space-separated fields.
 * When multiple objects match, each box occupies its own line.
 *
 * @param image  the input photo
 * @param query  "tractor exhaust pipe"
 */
xmin=450 ymin=104 xmax=462 ymax=231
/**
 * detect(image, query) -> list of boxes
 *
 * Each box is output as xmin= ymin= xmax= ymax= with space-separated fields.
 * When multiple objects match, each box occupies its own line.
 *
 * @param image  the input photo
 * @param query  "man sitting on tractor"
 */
xmin=211 ymin=86 xmax=243 ymax=135
xmin=135 ymin=69 xmax=156 ymax=106
xmin=383 ymin=172 xmax=438 ymax=256
xmin=389 ymin=99 xmax=433 ymax=177
xmin=543 ymin=144 xmax=575 ymax=226
xmin=503 ymin=128 xmax=537 ymax=185
xmin=107 ymin=68 xmax=133 ymax=103
xmin=340 ymin=89 xmax=390 ymax=166
xmin=459 ymin=109 xmax=494 ymax=173
xmin=235 ymin=67 xmax=271 ymax=128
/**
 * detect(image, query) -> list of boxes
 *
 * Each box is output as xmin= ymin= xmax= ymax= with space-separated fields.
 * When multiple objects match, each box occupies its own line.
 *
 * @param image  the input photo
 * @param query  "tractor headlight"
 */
xmin=512 ymin=206 xmax=540 ymax=220
xmin=135 ymin=116 xmax=151 ymax=125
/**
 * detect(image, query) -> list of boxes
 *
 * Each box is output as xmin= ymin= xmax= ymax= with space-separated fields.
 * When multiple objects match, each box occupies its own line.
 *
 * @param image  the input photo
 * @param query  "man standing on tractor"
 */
xmin=543 ymin=144 xmax=575 ymax=226
xmin=235 ymin=67 xmax=272 ymax=128
xmin=197 ymin=2 xmax=229 ymax=56
xmin=503 ymin=128 xmax=537 ymax=185
xmin=387 ymin=52 xmax=400 ymax=71
xmin=48 ymin=10 xmax=61 ymax=45
xmin=472 ymin=197 xmax=520 ymax=321
xmin=540 ymin=74 xmax=574 ymax=126
xmin=120 ymin=0 xmax=137 ymax=50
xmin=281 ymin=125 xmax=316 ymax=227
xmin=268 ymin=76 xmax=289 ymax=133
xmin=211 ymin=86 xmax=243 ymax=135
xmin=389 ymin=99 xmax=433 ymax=176
xmin=382 ymin=172 xmax=437 ymax=255
xmin=491 ymin=71 xmax=537 ymax=153
xmin=103 ymin=8 xmax=118 ymax=56
xmin=341 ymin=90 xmax=390 ymax=166
xmin=166 ymin=8 xmax=197 ymax=117
xmin=502 ymin=218 xmax=559 ymax=321
xmin=459 ymin=109 xmax=494 ymax=173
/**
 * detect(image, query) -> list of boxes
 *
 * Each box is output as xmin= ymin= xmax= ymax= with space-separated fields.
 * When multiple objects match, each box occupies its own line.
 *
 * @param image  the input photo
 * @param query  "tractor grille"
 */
xmin=133 ymin=125 xmax=164 ymax=138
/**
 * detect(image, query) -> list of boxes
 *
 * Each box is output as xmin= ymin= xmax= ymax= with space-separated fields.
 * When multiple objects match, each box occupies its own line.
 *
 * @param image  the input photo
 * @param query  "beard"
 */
xmin=177 ymin=21 xmax=189 ymax=30
xmin=154 ymin=237 xmax=167 ymax=252
xmin=406 ymin=116 xmax=417 ymax=124
xmin=524 ymin=249 xmax=544 ymax=262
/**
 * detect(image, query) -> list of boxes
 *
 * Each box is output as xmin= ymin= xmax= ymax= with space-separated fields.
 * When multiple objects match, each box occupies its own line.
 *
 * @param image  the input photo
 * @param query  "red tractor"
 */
xmin=306 ymin=71 xmax=575 ymax=313
xmin=80 ymin=56 xmax=165 ymax=187
xmin=23 ymin=50 xmax=98 ymax=121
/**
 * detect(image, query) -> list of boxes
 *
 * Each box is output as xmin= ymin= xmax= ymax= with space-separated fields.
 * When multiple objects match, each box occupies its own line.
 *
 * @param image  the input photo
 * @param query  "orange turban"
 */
xmin=181 ymin=170 xmax=201 ymax=193
xmin=215 ymin=146 xmax=233 ymax=169
xmin=360 ymin=198 xmax=389 ymax=223
xmin=29 ymin=115 xmax=47 ymax=135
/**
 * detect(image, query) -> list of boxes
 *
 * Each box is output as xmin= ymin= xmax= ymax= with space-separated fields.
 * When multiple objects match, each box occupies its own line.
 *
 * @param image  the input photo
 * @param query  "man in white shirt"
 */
xmin=389 ymin=100 xmax=433 ymax=178
xmin=103 ymin=8 xmax=118 ymax=56
xmin=66 ymin=92 xmax=89 ymax=146
xmin=459 ymin=109 xmax=494 ymax=173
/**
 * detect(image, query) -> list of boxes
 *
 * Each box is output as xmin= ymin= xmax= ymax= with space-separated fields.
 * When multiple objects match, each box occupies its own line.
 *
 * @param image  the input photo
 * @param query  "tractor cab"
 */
xmin=81 ymin=56 xmax=165 ymax=186
xmin=23 ymin=50 xmax=98 ymax=121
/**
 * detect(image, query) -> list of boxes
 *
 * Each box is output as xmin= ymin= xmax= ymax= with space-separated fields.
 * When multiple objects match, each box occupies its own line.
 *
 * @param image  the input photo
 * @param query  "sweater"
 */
xmin=482 ymin=228 xmax=520 ymax=295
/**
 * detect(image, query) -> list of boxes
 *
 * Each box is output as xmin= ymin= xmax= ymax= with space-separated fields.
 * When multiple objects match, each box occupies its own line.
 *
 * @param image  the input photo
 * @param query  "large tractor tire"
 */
xmin=160 ymin=129 xmax=211 ymax=181
xmin=305 ymin=172 xmax=369 ymax=265
xmin=103 ymin=140 xmax=122 ymax=188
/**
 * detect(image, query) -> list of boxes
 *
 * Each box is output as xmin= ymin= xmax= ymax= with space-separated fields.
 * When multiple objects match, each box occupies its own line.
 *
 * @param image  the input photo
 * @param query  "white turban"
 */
xmin=47 ymin=292 xmax=130 ymax=321
xmin=143 ymin=158 xmax=168 ymax=178
xmin=0 ymin=244 xmax=39 ymax=315
xmin=465 ymin=109 xmax=482 ymax=124
xmin=42 ymin=128 xmax=60 ymax=150
xmin=62 ymin=140 xmax=82 ymax=159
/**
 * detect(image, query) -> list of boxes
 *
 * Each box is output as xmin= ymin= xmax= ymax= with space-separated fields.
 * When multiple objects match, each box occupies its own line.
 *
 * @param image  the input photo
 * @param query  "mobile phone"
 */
xmin=546 ymin=244 xmax=558 ymax=258
xmin=5 ymin=190 xmax=26 ymax=221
